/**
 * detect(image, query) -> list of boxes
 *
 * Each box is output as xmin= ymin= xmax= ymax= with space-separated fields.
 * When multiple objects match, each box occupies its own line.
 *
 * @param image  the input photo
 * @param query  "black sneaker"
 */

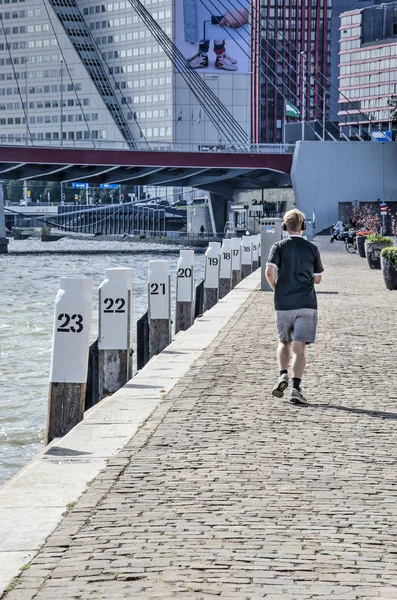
xmin=290 ymin=388 xmax=307 ymax=405
xmin=272 ymin=373 xmax=289 ymax=398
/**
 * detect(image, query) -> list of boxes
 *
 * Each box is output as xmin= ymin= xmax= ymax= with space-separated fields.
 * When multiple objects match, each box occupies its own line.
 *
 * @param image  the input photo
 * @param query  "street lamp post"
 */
xmin=60 ymin=60 xmax=63 ymax=147
xmin=24 ymin=57 xmax=28 ymax=146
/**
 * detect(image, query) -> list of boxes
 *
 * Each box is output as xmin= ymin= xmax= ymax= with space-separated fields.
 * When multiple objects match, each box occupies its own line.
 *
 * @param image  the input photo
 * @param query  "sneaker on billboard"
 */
xmin=187 ymin=52 xmax=208 ymax=68
xmin=215 ymin=53 xmax=238 ymax=71
xmin=223 ymin=52 xmax=237 ymax=64
xmin=272 ymin=373 xmax=289 ymax=398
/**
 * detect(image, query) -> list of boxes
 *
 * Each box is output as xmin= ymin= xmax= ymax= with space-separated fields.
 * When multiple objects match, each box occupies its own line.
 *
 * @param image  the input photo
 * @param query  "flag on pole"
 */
xmin=285 ymin=101 xmax=300 ymax=119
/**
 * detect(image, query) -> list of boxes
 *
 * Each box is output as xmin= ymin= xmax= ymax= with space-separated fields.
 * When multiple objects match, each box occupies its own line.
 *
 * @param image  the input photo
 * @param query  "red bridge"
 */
xmin=0 ymin=145 xmax=293 ymax=192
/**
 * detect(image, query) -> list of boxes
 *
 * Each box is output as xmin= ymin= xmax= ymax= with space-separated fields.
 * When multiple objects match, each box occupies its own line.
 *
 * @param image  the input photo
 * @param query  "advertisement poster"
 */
xmin=175 ymin=0 xmax=250 ymax=74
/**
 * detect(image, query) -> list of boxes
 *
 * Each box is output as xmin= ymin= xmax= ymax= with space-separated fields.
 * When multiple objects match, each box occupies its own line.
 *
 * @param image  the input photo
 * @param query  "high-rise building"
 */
xmin=339 ymin=1 xmax=397 ymax=133
xmin=252 ymin=0 xmax=378 ymax=144
xmin=0 ymin=0 xmax=250 ymax=149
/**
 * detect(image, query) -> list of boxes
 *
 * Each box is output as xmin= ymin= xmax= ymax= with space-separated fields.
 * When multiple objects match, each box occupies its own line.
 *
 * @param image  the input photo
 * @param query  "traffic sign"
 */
xmin=99 ymin=183 xmax=119 ymax=189
xmin=72 ymin=182 xmax=90 ymax=188
xmin=372 ymin=131 xmax=392 ymax=142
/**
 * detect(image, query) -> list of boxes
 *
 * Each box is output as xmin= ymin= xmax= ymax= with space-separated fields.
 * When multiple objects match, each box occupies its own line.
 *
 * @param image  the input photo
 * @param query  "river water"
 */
xmin=0 ymin=237 xmax=205 ymax=487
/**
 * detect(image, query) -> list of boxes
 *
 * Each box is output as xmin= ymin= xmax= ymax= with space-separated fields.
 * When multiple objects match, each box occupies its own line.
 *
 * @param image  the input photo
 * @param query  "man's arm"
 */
xmin=265 ymin=264 xmax=277 ymax=290
xmin=313 ymin=247 xmax=324 ymax=285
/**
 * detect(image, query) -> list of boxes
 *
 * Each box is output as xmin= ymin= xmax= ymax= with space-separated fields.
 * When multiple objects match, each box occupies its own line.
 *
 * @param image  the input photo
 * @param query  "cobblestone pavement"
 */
xmin=4 ymin=240 xmax=397 ymax=600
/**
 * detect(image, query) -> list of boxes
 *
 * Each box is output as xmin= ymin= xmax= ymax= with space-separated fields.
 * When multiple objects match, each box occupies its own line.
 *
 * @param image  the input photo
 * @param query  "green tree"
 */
xmin=387 ymin=95 xmax=397 ymax=123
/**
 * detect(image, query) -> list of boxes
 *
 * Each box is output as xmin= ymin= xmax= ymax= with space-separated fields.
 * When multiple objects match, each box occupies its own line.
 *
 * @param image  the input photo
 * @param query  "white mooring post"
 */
xmin=252 ymin=235 xmax=259 ymax=271
xmin=219 ymin=238 xmax=232 ymax=299
xmin=148 ymin=260 xmax=171 ymax=358
xmin=46 ymin=278 xmax=93 ymax=444
xmin=203 ymin=241 xmax=220 ymax=312
xmin=98 ymin=268 xmax=133 ymax=400
xmin=231 ymin=237 xmax=242 ymax=288
xmin=175 ymin=249 xmax=195 ymax=334
xmin=241 ymin=235 xmax=253 ymax=279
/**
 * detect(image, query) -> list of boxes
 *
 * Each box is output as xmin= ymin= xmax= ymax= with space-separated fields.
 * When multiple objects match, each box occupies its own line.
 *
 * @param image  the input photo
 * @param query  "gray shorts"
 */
xmin=276 ymin=309 xmax=318 ymax=344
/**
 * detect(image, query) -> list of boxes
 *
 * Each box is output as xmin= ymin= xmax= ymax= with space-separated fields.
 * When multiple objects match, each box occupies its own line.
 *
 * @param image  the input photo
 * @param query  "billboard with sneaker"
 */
xmin=175 ymin=0 xmax=250 ymax=74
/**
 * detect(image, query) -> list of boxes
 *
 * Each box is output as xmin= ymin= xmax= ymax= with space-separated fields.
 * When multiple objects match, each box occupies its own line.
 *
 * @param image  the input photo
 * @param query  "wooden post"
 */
xmin=219 ymin=238 xmax=232 ymax=299
xmin=148 ymin=260 xmax=171 ymax=358
xmin=231 ymin=237 xmax=242 ymax=288
xmin=241 ymin=235 xmax=252 ymax=279
xmin=47 ymin=278 xmax=93 ymax=444
xmin=175 ymin=249 xmax=195 ymax=333
xmin=252 ymin=235 xmax=259 ymax=271
xmin=203 ymin=241 xmax=220 ymax=312
xmin=98 ymin=268 xmax=133 ymax=400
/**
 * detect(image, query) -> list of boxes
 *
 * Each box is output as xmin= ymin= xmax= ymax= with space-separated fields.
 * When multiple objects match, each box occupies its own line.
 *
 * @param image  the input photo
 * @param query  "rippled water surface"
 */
xmin=0 ymin=238 xmax=204 ymax=486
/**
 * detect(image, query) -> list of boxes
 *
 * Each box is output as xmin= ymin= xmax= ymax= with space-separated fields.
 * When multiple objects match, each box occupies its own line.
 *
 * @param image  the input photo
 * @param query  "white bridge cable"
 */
xmin=46 ymin=0 xmax=137 ymax=148
xmin=0 ymin=16 xmax=34 ymax=145
xmin=234 ymin=0 xmax=380 ymax=135
xmin=126 ymin=0 xmax=250 ymax=146
xmin=198 ymin=0 xmax=322 ymax=140
xmin=41 ymin=0 xmax=97 ymax=147
xmin=66 ymin=1 xmax=149 ymax=147
xmin=199 ymin=0 xmax=336 ymax=135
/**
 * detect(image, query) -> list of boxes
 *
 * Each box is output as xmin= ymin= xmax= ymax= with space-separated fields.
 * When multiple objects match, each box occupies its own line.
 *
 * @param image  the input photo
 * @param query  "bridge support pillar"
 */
xmin=0 ymin=181 xmax=9 ymax=254
xmin=209 ymin=193 xmax=229 ymax=236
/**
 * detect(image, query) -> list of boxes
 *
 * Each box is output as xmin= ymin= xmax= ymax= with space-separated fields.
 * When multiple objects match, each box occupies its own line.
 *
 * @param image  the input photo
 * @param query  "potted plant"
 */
xmin=355 ymin=229 xmax=372 ymax=258
xmin=381 ymin=247 xmax=397 ymax=289
xmin=365 ymin=234 xmax=392 ymax=270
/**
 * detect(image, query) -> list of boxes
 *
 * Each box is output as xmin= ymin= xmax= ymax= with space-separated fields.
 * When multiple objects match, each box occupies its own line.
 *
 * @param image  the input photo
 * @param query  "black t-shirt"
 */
xmin=266 ymin=236 xmax=324 ymax=311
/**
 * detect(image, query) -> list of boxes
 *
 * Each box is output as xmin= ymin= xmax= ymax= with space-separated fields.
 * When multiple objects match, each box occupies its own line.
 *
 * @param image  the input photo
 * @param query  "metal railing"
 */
xmin=0 ymin=137 xmax=295 ymax=154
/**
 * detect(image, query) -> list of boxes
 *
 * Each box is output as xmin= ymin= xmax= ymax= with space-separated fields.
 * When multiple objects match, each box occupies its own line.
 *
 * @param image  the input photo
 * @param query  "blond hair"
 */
xmin=283 ymin=209 xmax=306 ymax=233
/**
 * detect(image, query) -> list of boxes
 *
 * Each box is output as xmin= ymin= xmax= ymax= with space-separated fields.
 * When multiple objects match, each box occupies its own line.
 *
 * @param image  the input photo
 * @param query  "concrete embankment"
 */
xmin=0 ymin=269 xmax=260 ymax=596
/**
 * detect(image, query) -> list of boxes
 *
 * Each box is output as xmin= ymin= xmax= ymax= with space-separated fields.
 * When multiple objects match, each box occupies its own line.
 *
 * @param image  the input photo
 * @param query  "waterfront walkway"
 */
xmin=4 ymin=241 xmax=397 ymax=600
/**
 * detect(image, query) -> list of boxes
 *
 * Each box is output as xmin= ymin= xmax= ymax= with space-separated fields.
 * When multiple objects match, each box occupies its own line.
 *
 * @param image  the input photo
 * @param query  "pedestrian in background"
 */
xmin=265 ymin=209 xmax=324 ymax=404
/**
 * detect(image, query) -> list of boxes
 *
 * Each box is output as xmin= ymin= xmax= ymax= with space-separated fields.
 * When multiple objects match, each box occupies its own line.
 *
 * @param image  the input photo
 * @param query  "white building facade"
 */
xmin=0 ymin=0 xmax=250 ymax=149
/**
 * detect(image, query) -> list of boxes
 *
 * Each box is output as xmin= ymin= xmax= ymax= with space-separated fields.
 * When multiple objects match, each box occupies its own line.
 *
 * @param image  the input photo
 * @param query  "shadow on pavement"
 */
xmin=310 ymin=403 xmax=397 ymax=420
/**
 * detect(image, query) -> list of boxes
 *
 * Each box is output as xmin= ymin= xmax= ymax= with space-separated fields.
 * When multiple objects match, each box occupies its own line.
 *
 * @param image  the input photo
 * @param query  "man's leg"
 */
xmin=277 ymin=340 xmax=291 ymax=372
xmin=290 ymin=341 xmax=306 ymax=404
xmin=272 ymin=340 xmax=291 ymax=398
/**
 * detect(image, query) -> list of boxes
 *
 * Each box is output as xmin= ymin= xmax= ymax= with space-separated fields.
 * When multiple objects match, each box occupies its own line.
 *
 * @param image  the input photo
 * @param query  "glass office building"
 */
xmin=339 ymin=2 xmax=397 ymax=132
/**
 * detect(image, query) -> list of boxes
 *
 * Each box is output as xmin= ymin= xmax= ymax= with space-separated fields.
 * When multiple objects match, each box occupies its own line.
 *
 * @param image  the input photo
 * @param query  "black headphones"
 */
xmin=282 ymin=217 xmax=306 ymax=231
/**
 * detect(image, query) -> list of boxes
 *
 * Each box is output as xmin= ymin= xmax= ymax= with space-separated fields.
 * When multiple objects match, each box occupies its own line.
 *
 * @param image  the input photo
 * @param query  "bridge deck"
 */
xmin=3 ymin=240 xmax=397 ymax=599
xmin=0 ymin=145 xmax=293 ymax=191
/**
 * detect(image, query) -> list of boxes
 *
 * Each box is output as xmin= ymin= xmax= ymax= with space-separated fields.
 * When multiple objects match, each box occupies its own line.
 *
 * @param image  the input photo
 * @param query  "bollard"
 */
xmin=241 ymin=235 xmax=253 ymax=279
xmin=98 ymin=268 xmax=133 ymax=400
xmin=257 ymin=233 xmax=261 ymax=267
xmin=175 ymin=249 xmax=195 ymax=333
xmin=203 ymin=241 xmax=221 ymax=312
xmin=252 ymin=235 xmax=259 ymax=271
xmin=261 ymin=218 xmax=283 ymax=291
xmin=231 ymin=237 xmax=242 ymax=288
xmin=219 ymin=238 xmax=232 ymax=299
xmin=47 ymin=278 xmax=93 ymax=444
xmin=148 ymin=260 xmax=171 ymax=358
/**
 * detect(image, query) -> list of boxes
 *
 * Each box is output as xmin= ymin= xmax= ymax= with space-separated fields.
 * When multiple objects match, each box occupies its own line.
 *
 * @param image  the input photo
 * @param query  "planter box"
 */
xmin=381 ymin=256 xmax=397 ymax=290
xmin=356 ymin=236 xmax=366 ymax=258
xmin=365 ymin=241 xmax=391 ymax=270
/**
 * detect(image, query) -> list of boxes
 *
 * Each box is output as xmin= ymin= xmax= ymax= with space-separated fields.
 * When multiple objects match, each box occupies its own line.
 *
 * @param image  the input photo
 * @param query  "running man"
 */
xmin=265 ymin=209 xmax=324 ymax=404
